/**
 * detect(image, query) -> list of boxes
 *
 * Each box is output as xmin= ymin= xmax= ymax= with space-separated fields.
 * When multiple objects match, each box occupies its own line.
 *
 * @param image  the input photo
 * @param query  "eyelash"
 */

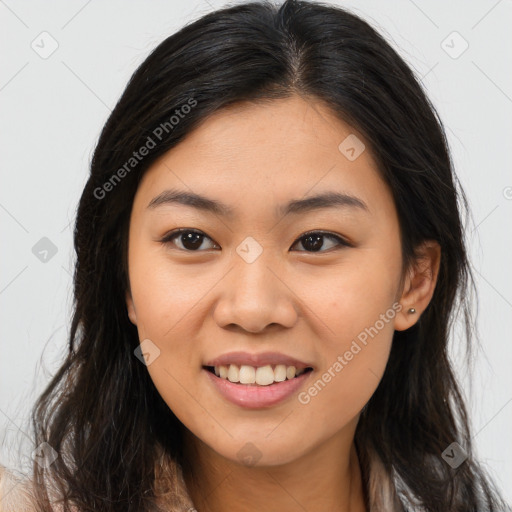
xmin=159 ymin=228 xmax=352 ymax=253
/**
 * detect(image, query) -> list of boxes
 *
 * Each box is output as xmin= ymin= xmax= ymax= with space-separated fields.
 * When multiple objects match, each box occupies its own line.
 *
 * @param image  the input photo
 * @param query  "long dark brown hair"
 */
xmin=29 ymin=0 xmax=507 ymax=510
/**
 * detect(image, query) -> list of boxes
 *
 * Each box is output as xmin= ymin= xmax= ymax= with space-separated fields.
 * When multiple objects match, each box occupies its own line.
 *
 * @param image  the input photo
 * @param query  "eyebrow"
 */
xmin=146 ymin=188 xmax=369 ymax=217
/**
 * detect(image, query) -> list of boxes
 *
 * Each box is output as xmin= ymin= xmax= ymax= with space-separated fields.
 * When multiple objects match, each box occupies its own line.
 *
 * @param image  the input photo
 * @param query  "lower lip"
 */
xmin=203 ymin=368 xmax=313 ymax=409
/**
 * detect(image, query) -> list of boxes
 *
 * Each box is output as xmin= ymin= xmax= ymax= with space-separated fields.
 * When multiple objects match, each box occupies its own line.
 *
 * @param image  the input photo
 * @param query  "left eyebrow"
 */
xmin=146 ymin=188 xmax=369 ymax=218
xmin=279 ymin=191 xmax=369 ymax=216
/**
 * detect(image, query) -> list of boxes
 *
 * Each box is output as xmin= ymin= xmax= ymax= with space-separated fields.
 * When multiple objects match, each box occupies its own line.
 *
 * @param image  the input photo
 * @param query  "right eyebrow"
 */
xmin=147 ymin=189 xmax=235 ymax=218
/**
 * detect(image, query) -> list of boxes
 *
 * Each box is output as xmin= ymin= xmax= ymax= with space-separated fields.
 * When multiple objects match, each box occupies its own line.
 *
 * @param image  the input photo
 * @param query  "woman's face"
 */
xmin=126 ymin=94 xmax=407 ymax=467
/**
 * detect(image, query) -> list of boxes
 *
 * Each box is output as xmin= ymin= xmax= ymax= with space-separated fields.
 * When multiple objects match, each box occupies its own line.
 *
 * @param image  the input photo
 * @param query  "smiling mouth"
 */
xmin=203 ymin=365 xmax=314 ymax=386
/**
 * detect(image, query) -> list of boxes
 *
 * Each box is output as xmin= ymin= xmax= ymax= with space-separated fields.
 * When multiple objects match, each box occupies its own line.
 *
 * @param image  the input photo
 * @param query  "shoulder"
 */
xmin=0 ymin=464 xmax=38 ymax=512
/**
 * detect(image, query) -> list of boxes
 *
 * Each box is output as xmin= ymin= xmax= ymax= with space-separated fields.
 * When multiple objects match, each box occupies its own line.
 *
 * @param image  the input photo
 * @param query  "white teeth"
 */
xmin=227 ymin=364 xmax=239 ymax=383
xmin=239 ymin=365 xmax=256 ymax=384
xmin=274 ymin=364 xmax=287 ymax=382
xmin=212 ymin=363 xmax=309 ymax=385
xmin=255 ymin=365 xmax=275 ymax=385
xmin=286 ymin=366 xmax=296 ymax=380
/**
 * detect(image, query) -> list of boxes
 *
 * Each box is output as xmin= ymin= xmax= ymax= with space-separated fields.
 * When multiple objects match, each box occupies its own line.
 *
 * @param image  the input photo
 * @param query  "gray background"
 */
xmin=1 ymin=0 xmax=511 ymax=503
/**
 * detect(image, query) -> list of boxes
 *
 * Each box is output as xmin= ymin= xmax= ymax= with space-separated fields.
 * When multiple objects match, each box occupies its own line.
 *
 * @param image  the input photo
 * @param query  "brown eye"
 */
xmin=161 ymin=229 xmax=219 ymax=251
xmin=291 ymin=231 xmax=350 ymax=253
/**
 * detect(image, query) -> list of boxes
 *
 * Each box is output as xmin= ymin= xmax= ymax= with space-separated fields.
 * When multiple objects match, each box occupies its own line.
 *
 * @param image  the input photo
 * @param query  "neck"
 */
xmin=181 ymin=424 xmax=367 ymax=512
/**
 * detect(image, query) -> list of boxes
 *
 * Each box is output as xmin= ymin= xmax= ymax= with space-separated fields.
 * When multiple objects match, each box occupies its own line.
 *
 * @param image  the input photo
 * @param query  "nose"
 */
xmin=213 ymin=254 xmax=299 ymax=333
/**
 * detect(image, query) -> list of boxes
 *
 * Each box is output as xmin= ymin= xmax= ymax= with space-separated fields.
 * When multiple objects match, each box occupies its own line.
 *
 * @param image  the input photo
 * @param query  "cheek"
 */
xmin=293 ymin=250 xmax=400 ymax=421
xmin=129 ymin=245 xmax=217 ymax=340
xmin=297 ymin=242 xmax=401 ymax=345
xmin=299 ymin=306 xmax=395 ymax=418
xmin=127 ymin=247 xmax=221 ymax=422
xmin=296 ymin=291 xmax=396 ymax=434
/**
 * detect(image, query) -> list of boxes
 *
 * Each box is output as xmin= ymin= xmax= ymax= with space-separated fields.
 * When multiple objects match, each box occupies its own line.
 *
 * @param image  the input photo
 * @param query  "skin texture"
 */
xmin=125 ymin=94 xmax=440 ymax=512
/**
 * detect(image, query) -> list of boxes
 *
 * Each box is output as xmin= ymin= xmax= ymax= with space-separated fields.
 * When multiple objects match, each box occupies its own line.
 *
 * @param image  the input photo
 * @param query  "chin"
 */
xmin=212 ymin=438 xmax=305 ymax=469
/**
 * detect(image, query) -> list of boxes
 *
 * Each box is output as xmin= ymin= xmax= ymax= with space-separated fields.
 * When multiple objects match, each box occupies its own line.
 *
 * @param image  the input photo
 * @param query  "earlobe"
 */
xmin=126 ymin=290 xmax=137 ymax=325
xmin=394 ymin=240 xmax=441 ymax=331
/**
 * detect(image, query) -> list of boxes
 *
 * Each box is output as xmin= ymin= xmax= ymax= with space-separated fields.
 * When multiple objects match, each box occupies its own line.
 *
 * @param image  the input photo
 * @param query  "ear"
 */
xmin=394 ymin=240 xmax=441 ymax=331
xmin=126 ymin=289 xmax=138 ymax=325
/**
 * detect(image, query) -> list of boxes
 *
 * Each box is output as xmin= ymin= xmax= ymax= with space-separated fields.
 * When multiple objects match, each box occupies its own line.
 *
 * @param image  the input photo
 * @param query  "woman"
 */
xmin=1 ymin=0 xmax=508 ymax=510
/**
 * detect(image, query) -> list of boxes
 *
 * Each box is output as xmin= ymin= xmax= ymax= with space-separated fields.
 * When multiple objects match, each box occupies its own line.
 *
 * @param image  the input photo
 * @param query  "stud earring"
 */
xmin=407 ymin=307 xmax=416 ymax=314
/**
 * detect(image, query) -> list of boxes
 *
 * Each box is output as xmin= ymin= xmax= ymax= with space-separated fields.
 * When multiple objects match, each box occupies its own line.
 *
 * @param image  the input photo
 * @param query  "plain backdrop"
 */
xmin=1 ymin=0 xmax=511 ymax=504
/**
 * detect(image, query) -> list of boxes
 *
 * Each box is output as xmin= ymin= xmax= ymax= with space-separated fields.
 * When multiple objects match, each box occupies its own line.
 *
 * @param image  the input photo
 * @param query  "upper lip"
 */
xmin=203 ymin=351 xmax=313 ymax=369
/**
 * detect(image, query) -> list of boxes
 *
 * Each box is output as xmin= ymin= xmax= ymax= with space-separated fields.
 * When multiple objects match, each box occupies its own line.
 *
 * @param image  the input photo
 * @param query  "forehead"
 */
xmin=133 ymin=95 xmax=392 ymax=219
xmin=173 ymin=95 xmax=371 ymax=165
